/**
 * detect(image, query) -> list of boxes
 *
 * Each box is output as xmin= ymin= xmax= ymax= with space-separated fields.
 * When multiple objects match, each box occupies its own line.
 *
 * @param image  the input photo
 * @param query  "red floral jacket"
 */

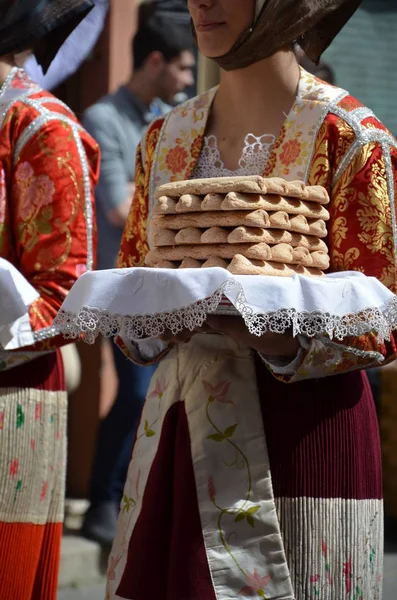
xmin=117 ymin=68 xmax=397 ymax=382
xmin=0 ymin=68 xmax=99 ymax=369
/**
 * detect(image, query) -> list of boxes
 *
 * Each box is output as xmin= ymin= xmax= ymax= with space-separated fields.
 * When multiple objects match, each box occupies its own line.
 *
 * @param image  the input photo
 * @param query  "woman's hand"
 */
xmin=160 ymin=316 xmax=300 ymax=359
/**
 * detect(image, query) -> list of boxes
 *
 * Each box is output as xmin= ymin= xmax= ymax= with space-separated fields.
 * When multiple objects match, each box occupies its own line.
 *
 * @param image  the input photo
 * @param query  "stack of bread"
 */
xmin=146 ymin=176 xmax=330 ymax=276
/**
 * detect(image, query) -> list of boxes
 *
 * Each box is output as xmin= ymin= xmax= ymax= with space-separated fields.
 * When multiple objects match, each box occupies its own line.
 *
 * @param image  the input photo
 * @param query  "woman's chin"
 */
xmin=198 ymin=43 xmax=232 ymax=60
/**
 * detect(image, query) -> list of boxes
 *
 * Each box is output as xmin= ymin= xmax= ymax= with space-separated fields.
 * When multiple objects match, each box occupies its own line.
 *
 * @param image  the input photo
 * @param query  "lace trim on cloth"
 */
xmin=54 ymin=278 xmax=397 ymax=345
xmin=191 ymin=133 xmax=275 ymax=179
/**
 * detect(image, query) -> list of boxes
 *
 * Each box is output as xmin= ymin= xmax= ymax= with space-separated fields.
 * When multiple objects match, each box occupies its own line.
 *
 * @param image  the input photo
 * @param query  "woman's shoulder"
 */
xmin=142 ymin=89 xmax=216 ymax=145
xmin=4 ymin=86 xmax=98 ymax=160
xmin=306 ymin=91 xmax=396 ymax=191
xmin=299 ymin=70 xmax=394 ymax=147
xmin=3 ymin=70 xmax=78 ymax=126
xmin=140 ymin=89 xmax=216 ymax=166
xmin=322 ymin=92 xmax=393 ymax=146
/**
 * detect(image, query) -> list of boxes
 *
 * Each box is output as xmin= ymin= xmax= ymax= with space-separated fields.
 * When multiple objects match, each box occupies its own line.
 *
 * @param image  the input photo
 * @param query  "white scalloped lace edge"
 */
xmin=54 ymin=279 xmax=397 ymax=345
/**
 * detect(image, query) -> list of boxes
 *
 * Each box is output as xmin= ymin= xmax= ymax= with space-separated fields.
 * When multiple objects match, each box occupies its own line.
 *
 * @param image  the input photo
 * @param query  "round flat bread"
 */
xmin=145 ymin=242 xmax=329 ymax=268
xmin=155 ymin=176 xmax=330 ymax=204
xmin=222 ymin=192 xmax=330 ymax=220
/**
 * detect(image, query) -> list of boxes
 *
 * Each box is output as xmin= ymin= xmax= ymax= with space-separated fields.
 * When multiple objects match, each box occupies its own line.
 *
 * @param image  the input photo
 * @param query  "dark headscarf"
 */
xmin=0 ymin=0 xmax=94 ymax=72
xmin=211 ymin=0 xmax=362 ymax=71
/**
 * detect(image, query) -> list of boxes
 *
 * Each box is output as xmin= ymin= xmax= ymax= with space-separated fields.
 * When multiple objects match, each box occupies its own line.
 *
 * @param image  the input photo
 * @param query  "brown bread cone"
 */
xmin=268 ymin=213 xmax=328 ymax=239
xmin=270 ymin=243 xmax=296 ymax=264
xmin=308 ymin=251 xmax=330 ymax=270
xmin=303 ymin=185 xmax=330 ymax=205
xmin=174 ymin=227 xmax=203 ymax=245
xmin=290 ymin=245 xmax=312 ymax=266
xmin=201 ymin=257 xmax=229 ymax=269
xmin=175 ymin=194 xmax=202 ymax=213
xmin=267 ymin=244 xmax=329 ymax=268
xmin=268 ymin=210 xmax=292 ymax=229
xmin=221 ymin=192 xmax=267 ymax=211
xmin=200 ymin=227 xmax=230 ymax=244
xmin=283 ymin=181 xmax=329 ymax=204
xmin=289 ymin=233 xmax=327 ymax=252
xmin=201 ymin=193 xmax=224 ymax=211
xmin=151 ymin=259 xmax=177 ymax=268
xmin=307 ymin=219 xmax=328 ymax=238
xmin=155 ymin=195 xmax=178 ymax=214
xmin=180 ymin=258 xmax=203 ymax=268
xmin=151 ymin=228 xmax=177 ymax=246
xmin=227 ymin=226 xmax=293 ymax=245
xmin=228 ymin=255 xmax=290 ymax=276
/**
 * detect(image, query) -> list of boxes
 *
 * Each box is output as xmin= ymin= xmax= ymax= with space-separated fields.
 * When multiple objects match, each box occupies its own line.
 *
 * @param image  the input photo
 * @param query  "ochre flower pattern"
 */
xmin=280 ymin=139 xmax=302 ymax=166
xmin=164 ymin=145 xmax=189 ymax=175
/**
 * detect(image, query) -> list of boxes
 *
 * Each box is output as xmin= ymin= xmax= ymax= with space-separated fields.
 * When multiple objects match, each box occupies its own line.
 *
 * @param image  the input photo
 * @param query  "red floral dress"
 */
xmin=0 ymin=67 xmax=99 ymax=599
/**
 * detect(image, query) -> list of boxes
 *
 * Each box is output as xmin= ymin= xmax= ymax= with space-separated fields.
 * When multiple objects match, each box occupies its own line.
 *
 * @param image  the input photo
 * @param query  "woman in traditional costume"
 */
xmin=0 ymin=1 xmax=99 ymax=598
xmin=108 ymin=0 xmax=396 ymax=598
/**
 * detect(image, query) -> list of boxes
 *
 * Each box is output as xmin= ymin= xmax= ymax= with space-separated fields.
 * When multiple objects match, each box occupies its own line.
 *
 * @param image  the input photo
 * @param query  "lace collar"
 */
xmin=192 ymin=132 xmax=276 ymax=178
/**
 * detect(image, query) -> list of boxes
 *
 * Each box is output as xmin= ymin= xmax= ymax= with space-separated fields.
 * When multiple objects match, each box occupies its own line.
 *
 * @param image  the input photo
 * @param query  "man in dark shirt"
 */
xmin=82 ymin=2 xmax=195 ymax=545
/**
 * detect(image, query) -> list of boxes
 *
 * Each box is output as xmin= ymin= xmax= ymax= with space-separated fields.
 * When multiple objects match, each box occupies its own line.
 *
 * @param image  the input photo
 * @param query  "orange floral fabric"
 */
xmin=118 ymin=119 xmax=162 ymax=269
xmin=0 ymin=75 xmax=99 ymax=353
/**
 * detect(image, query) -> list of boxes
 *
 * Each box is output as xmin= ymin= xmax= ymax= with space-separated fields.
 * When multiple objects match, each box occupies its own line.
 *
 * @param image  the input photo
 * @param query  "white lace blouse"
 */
xmin=191 ymin=133 xmax=276 ymax=179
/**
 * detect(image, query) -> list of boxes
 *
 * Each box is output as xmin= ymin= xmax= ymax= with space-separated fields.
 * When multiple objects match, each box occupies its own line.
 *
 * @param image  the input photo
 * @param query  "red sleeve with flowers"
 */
xmin=0 ymin=92 xmax=99 ymax=354
xmin=275 ymin=107 xmax=397 ymax=382
xmin=115 ymin=118 xmax=169 ymax=365
xmin=117 ymin=118 xmax=164 ymax=269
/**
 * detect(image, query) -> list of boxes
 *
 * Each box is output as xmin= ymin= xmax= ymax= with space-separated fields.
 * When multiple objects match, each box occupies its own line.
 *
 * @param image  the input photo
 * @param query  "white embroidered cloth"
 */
xmin=0 ymin=258 xmax=38 ymax=349
xmin=53 ymin=267 xmax=397 ymax=344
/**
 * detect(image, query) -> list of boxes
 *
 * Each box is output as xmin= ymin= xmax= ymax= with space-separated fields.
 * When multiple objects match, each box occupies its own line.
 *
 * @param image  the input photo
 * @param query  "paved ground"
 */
xmin=58 ymin=583 xmax=105 ymax=599
xmin=58 ymin=555 xmax=397 ymax=599
xmin=384 ymin=552 xmax=397 ymax=599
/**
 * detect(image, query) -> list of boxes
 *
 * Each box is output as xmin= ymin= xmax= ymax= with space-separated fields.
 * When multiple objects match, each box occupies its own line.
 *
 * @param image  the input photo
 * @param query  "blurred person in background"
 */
xmin=81 ymin=0 xmax=195 ymax=546
xmin=0 ymin=0 xmax=99 ymax=598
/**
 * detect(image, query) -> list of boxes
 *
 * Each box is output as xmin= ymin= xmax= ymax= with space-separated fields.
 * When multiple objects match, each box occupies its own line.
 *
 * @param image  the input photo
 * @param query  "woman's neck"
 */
xmin=212 ymin=50 xmax=300 ymax=138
